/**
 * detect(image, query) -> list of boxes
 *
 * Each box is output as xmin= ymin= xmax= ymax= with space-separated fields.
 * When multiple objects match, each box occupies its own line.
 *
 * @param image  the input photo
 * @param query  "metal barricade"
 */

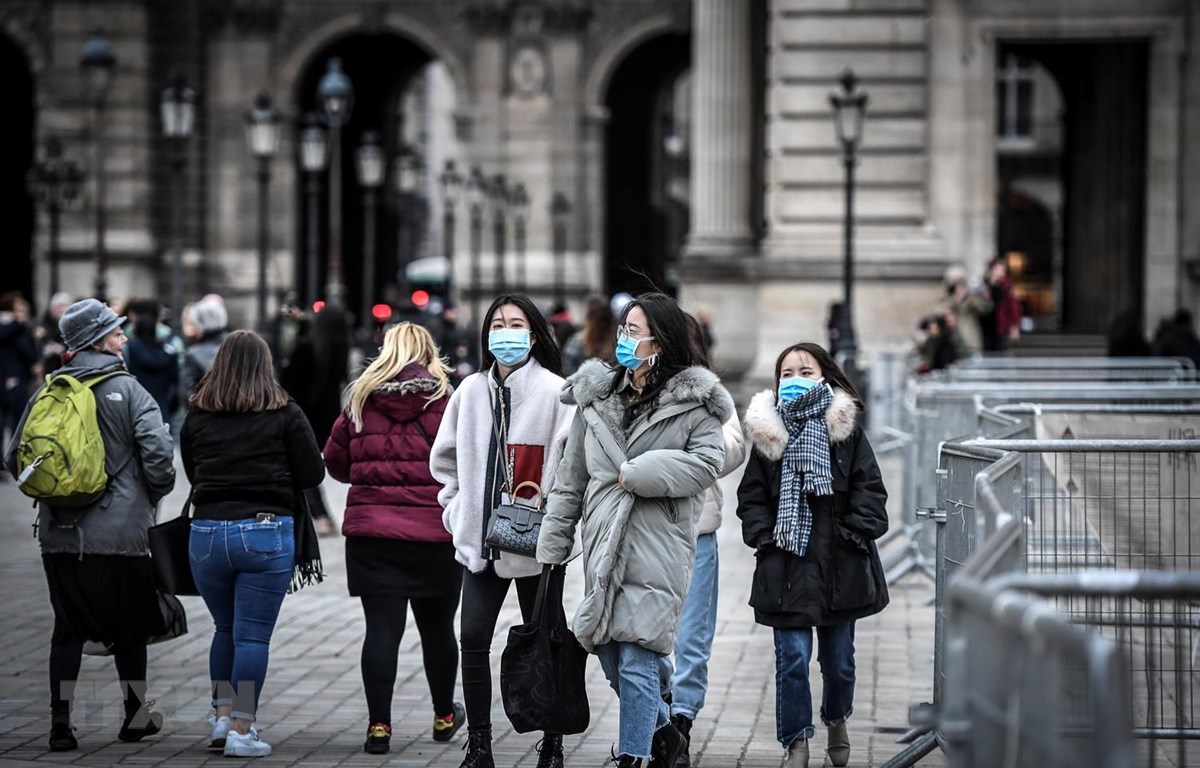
xmin=951 ymin=356 xmax=1196 ymax=372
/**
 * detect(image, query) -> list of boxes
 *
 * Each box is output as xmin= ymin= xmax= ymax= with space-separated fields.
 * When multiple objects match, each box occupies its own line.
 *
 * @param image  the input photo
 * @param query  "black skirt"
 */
xmin=345 ymin=537 xmax=463 ymax=598
xmin=43 ymin=554 xmax=166 ymax=645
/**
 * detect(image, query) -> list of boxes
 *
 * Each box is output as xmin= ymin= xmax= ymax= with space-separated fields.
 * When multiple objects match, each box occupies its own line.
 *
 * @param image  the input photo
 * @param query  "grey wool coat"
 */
xmin=537 ymin=360 xmax=734 ymax=654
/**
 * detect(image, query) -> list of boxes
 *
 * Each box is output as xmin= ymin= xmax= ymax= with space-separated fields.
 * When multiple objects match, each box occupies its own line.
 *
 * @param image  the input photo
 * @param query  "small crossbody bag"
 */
xmin=484 ymin=390 xmax=546 ymax=558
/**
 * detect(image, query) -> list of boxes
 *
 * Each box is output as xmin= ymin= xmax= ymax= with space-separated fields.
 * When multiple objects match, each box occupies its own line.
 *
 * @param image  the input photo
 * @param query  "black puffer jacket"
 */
xmin=736 ymin=387 xmax=889 ymax=628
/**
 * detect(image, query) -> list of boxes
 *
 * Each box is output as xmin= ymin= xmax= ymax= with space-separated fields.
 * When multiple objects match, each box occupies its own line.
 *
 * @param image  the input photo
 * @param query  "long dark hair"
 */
xmin=581 ymin=296 xmax=617 ymax=361
xmin=479 ymin=294 xmax=563 ymax=376
xmin=191 ymin=330 xmax=289 ymax=413
xmin=612 ymin=292 xmax=699 ymax=423
xmin=772 ymin=341 xmax=864 ymax=413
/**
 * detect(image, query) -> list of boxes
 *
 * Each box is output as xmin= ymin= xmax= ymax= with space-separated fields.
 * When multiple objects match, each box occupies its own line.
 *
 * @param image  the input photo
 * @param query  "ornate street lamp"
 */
xmin=355 ymin=131 xmax=385 ymax=337
xmin=245 ymin=92 xmax=282 ymax=330
xmin=467 ymin=166 xmax=486 ymax=345
xmin=394 ymin=144 xmax=424 ymax=303
xmin=438 ymin=159 xmax=463 ymax=303
xmin=160 ymin=70 xmax=195 ymax=331
xmin=489 ymin=174 xmax=509 ymax=293
xmin=829 ymin=68 xmax=868 ymax=371
xmin=298 ymin=113 xmax=329 ymax=308
xmin=28 ymin=138 xmax=84 ymax=297
xmin=317 ymin=58 xmax=354 ymax=306
xmin=80 ymin=28 xmax=116 ymax=302
xmin=509 ymin=183 xmax=530 ymax=292
xmin=550 ymin=192 xmax=571 ymax=307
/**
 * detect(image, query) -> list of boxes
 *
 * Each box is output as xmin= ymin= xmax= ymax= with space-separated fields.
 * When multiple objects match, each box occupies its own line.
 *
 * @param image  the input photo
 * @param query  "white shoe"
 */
xmin=209 ymin=715 xmax=232 ymax=751
xmin=223 ymin=728 xmax=271 ymax=758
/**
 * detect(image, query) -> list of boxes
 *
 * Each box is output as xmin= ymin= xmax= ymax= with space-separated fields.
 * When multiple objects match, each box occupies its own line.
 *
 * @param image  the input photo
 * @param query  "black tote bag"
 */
xmin=148 ymin=490 xmax=199 ymax=596
xmin=500 ymin=565 xmax=590 ymax=734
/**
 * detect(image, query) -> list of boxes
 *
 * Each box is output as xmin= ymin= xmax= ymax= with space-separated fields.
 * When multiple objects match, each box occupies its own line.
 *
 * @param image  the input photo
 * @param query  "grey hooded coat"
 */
xmin=537 ymin=360 xmax=734 ymax=654
xmin=5 ymin=350 xmax=176 ymax=555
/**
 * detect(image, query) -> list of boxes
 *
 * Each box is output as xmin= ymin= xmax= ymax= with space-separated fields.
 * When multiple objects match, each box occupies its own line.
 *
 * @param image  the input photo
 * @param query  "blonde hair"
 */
xmin=345 ymin=322 xmax=453 ymax=431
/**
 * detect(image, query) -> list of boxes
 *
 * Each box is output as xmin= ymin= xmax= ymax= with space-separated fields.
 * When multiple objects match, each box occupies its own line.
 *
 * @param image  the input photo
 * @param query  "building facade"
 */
xmin=3 ymin=0 xmax=1197 ymax=383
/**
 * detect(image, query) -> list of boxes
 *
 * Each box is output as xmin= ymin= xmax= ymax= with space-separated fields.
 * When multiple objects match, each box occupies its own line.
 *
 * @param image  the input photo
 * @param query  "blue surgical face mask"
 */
xmin=488 ymin=328 xmax=532 ymax=367
xmin=778 ymin=376 xmax=823 ymax=403
xmin=615 ymin=332 xmax=656 ymax=371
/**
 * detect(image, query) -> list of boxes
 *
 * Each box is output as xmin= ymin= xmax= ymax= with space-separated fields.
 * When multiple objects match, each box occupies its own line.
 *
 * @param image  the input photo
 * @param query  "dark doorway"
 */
xmin=0 ymin=35 xmax=35 ymax=306
xmin=294 ymin=33 xmax=434 ymax=323
xmin=604 ymin=33 xmax=690 ymax=297
xmin=996 ymin=40 xmax=1149 ymax=334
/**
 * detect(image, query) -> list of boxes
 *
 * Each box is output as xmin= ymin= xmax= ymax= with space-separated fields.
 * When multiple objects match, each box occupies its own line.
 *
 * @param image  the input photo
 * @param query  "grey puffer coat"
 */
xmin=538 ymin=360 xmax=733 ymax=654
xmin=5 ymin=350 xmax=176 ymax=555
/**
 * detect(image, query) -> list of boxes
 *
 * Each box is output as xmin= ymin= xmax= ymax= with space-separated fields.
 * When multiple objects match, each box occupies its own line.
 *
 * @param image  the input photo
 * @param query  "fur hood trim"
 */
xmin=742 ymin=387 xmax=859 ymax=462
xmin=375 ymin=377 xmax=441 ymax=395
xmin=561 ymin=359 xmax=734 ymax=424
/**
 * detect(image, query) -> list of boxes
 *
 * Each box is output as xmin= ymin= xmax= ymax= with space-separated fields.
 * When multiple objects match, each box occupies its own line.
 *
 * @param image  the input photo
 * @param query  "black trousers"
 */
xmin=361 ymin=594 xmax=460 ymax=725
xmin=460 ymin=566 xmax=540 ymax=731
xmin=49 ymin=621 xmax=148 ymax=726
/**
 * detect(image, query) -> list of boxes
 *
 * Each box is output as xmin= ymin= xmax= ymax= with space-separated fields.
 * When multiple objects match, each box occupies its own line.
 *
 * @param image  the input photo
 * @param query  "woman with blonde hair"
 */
xmin=324 ymin=322 xmax=465 ymax=754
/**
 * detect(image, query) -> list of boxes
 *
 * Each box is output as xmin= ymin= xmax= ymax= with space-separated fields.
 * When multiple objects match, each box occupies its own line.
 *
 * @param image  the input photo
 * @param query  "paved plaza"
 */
xmin=0 ymin=455 xmax=941 ymax=767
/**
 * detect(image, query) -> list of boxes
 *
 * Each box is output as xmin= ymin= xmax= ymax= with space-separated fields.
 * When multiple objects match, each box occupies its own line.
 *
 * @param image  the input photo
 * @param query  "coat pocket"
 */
xmin=749 ymin=545 xmax=788 ymax=612
xmin=830 ymin=525 xmax=877 ymax=612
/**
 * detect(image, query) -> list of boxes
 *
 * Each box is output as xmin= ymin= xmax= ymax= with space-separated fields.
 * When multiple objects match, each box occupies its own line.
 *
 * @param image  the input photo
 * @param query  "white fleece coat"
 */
xmin=430 ymin=360 xmax=576 ymax=578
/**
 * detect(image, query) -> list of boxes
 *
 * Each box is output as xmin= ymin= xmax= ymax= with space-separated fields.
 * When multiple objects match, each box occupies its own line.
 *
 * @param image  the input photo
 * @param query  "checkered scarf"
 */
xmin=775 ymin=384 xmax=834 ymax=557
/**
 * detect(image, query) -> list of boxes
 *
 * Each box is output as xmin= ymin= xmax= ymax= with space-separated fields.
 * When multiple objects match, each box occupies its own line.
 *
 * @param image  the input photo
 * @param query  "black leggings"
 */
xmin=460 ymin=567 xmax=541 ymax=731
xmin=49 ymin=622 xmax=147 ymax=726
xmin=361 ymin=594 xmax=460 ymax=725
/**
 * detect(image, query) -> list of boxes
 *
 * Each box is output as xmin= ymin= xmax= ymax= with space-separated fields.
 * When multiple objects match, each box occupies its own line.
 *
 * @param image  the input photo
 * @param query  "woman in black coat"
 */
xmin=737 ymin=342 xmax=888 ymax=768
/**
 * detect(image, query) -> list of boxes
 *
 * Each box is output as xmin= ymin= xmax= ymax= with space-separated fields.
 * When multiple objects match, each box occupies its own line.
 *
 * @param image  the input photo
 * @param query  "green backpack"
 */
xmin=14 ymin=372 xmax=128 ymax=508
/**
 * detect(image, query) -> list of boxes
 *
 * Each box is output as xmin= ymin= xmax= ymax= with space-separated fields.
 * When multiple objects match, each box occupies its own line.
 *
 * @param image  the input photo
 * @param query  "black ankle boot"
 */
xmin=614 ymin=756 xmax=642 ymax=768
xmin=651 ymin=722 xmax=690 ymax=768
xmin=536 ymin=732 xmax=563 ymax=768
xmin=458 ymin=728 xmax=495 ymax=768
xmin=118 ymin=700 xmax=163 ymax=743
xmin=48 ymin=722 xmax=77 ymax=752
xmin=670 ymin=714 xmax=693 ymax=745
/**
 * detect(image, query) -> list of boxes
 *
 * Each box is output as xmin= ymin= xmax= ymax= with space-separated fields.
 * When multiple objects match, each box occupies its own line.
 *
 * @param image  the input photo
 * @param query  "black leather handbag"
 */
xmin=485 ymin=480 xmax=545 ymax=557
xmin=500 ymin=565 xmax=590 ymax=734
xmin=147 ymin=490 xmax=199 ymax=596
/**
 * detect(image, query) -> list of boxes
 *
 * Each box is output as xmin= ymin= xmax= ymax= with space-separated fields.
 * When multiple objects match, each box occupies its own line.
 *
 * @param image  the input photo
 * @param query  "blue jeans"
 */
xmin=596 ymin=641 xmax=670 ymax=759
xmin=659 ymin=532 xmax=718 ymax=720
xmin=773 ymin=622 xmax=855 ymax=747
xmin=189 ymin=516 xmax=295 ymax=722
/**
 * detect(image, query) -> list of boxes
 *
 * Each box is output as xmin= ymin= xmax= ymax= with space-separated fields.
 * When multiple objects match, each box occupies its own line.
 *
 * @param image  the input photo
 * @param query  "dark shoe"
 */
xmin=651 ymin=722 xmax=690 ymax=768
xmin=458 ymin=729 xmax=494 ymax=768
xmin=48 ymin=723 xmax=77 ymax=752
xmin=535 ymin=732 xmax=564 ymax=768
xmin=117 ymin=705 xmax=163 ymax=742
xmin=612 ymin=754 xmax=642 ymax=768
xmin=434 ymin=702 xmax=466 ymax=742
xmin=364 ymin=722 xmax=391 ymax=754
xmin=670 ymin=714 xmax=692 ymax=745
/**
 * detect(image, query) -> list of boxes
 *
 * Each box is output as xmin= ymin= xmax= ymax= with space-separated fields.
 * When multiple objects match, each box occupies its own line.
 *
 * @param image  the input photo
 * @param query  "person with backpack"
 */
xmin=4 ymin=298 xmax=176 ymax=753
xmin=323 ymin=322 xmax=465 ymax=754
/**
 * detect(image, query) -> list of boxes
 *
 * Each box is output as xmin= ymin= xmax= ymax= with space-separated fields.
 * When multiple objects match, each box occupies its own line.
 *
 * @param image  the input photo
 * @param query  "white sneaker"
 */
xmin=223 ymin=728 xmax=271 ymax=758
xmin=209 ymin=715 xmax=232 ymax=751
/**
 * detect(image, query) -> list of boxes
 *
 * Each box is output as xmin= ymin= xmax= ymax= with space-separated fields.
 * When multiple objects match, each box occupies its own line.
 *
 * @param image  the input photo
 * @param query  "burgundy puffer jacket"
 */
xmin=324 ymin=363 xmax=450 ymax=541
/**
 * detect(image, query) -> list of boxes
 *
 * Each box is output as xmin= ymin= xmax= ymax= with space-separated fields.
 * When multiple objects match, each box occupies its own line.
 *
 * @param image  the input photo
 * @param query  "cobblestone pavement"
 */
xmin=0 ymin=453 xmax=942 ymax=767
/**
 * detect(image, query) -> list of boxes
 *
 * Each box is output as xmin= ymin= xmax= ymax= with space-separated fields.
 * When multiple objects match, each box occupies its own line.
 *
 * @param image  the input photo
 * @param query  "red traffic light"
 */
xmin=372 ymin=303 xmax=393 ymax=322
xmin=312 ymin=300 xmax=325 ymax=313
xmin=411 ymin=290 xmax=430 ymax=308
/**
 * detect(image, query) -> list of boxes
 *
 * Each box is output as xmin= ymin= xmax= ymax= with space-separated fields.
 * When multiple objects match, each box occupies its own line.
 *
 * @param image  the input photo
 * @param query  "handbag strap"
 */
xmin=531 ymin=564 xmax=564 ymax=627
xmin=487 ymin=383 xmax=516 ymax=494
xmin=180 ymin=487 xmax=194 ymax=520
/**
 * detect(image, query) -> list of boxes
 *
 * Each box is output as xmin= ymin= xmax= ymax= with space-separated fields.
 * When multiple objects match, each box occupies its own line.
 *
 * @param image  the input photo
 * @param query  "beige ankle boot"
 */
xmin=826 ymin=722 xmax=850 ymax=767
xmin=784 ymin=738 xmax=809 ymax=768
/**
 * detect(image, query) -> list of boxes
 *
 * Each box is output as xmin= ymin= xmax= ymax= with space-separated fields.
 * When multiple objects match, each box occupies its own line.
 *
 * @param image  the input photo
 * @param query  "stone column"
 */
xmin=681 ymin=0 xmax=758 ymax=383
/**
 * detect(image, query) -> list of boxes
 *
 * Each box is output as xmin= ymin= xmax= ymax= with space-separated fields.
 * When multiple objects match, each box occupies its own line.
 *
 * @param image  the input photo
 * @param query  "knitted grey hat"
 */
xmin=60 ymin=298 xmax=126 ymax=351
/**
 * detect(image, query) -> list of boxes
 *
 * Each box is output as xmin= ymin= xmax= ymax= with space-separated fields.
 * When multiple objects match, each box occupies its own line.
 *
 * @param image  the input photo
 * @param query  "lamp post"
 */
xmin=244 ymin=92 xmax=282 ymax=331
xmin=80 ymin=28 xmax=115 ymax=302
xmin=490 ymin=174 xmax=509 ymax=293
xmin=394 ymin=144 xmax=423 ymax=302
xmin=829 ymin=68 xmax=868 ymax=371
xmin=27 ymin=138 xmax=84 ymax=297
xmin=355 ymin=131 xmax=385 ymax=337
xmin=298 ymin=114 xmax=329 ymax=308
xmin=466 ymin=166 xmax=486 ymax=342
xmin=317 ymin=58 xmax=354 ymax=306
xmin=439 ymin=160 xmax=463 ymax=304
xmin=550 ymin=192 xmax=571 ymax=307
xmin=510 ymin=183 xmax=530 ymax=292
xmin=160 ymin=71 xmax=195 ymax=331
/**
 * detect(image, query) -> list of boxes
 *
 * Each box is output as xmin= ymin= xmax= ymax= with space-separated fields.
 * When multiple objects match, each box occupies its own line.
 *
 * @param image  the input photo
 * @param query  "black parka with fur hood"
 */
xmin=736 ymin=387 xmax=889 ymax=628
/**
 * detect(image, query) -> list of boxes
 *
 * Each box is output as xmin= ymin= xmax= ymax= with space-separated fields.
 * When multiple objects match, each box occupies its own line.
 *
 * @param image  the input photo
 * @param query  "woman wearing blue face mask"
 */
xmin=736 ymin=342 xmax=889 ymax=768
xmin=538 ymin=293 xmax=733 ymax=768
xmin=429 ymin=294 xmax=576 ymax=768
